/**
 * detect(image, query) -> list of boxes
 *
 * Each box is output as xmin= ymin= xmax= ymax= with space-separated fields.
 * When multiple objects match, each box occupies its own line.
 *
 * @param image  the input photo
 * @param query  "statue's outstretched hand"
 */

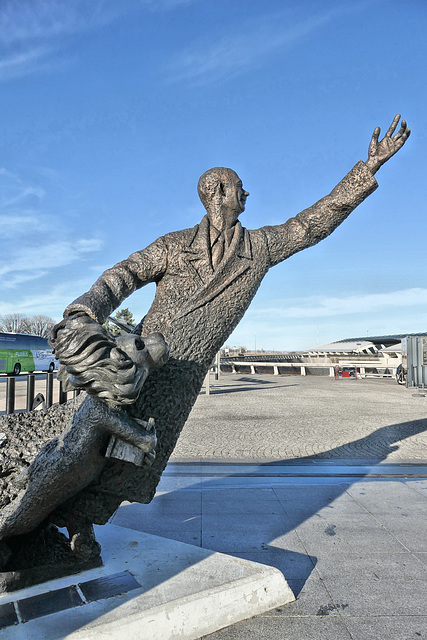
xmin=365 ymin=114 xmax=410 ymax=175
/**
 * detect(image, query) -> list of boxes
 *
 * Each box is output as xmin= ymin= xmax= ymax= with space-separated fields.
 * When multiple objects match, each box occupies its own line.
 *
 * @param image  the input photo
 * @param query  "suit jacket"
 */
xmin=66 ymin=160 xmax=377 ymax=365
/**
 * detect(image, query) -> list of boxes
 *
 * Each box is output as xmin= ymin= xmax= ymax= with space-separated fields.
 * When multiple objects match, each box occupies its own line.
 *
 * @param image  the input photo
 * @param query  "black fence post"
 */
xmin=26 ymin=374 xmax=35 ymax=412
xmin=59 ymin=381 xmax=68 ymax=405
xmin=46 ymin=372 xmax=53 ymax=408
xmin=6 ymin=377 xmax=15 ymax=414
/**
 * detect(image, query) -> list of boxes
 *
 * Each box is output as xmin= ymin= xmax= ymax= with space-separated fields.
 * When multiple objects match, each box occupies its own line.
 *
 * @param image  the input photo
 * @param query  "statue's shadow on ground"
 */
xmin=208 ymin=376 xmax=299 ymax=394
xmin=114 ymin=417 xmax=427 ymax=599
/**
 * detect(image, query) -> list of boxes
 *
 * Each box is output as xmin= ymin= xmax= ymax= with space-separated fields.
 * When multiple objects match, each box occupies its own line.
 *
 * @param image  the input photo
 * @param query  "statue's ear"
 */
xmin=219 ymin=182 xmax=226 ymax=197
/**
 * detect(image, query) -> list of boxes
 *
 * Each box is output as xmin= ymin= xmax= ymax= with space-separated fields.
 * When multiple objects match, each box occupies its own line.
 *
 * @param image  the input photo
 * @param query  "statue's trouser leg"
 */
xmin=64 ymin=511 xmax=102 ymax=561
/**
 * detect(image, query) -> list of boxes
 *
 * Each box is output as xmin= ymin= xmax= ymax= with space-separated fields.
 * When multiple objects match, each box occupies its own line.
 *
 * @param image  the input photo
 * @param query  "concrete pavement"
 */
xmin=112 ymin=462 xmax=427 ymax=640
xmin=172 ymin=373 xmax=427 ymax=461
xmin=2 ymin=373 xmax=427 ymax=639
xmin=133 ymin=373 xmax=427 ymax=639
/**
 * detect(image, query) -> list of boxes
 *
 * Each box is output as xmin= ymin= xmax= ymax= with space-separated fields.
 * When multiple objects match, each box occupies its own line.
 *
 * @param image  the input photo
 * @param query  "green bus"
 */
xmin=0 ymin=332 xmax=57 ymax=376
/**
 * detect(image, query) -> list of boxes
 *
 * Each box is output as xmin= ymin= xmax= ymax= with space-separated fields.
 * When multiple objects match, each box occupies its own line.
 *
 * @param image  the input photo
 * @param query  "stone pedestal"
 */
xmin=0 ymin=523 xmax=295 ymax=639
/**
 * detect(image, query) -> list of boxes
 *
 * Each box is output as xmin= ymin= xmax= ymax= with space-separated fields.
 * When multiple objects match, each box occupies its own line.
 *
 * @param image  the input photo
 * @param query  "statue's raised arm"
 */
xmin=263 ymin=114 xmax=410 ymax=267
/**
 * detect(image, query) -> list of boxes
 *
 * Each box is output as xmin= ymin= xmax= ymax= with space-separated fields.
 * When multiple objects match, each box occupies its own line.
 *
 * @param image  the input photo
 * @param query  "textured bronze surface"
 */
xmin=0 ymin=116 xmax=410 ymax=589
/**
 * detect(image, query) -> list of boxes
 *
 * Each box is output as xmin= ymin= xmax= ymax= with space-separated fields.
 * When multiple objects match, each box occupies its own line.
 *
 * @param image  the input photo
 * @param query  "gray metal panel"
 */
xmin=406 ymin=336 xmax=427 ymax=388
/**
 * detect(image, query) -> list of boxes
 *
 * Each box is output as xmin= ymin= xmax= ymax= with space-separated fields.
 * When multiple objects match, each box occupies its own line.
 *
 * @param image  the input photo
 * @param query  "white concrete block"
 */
xmin=0 ymin=523 xmax=294 ymax=640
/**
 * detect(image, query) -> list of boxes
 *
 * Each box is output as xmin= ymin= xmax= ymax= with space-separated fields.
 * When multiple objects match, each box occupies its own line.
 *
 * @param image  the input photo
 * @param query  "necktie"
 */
xmin=211 ymin=233 xmax=225 ymax=269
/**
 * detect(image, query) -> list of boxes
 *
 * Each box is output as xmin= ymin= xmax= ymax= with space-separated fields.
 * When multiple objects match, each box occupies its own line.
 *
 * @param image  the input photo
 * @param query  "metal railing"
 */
xmin=2 ymin=373 xmax=80 ymax=415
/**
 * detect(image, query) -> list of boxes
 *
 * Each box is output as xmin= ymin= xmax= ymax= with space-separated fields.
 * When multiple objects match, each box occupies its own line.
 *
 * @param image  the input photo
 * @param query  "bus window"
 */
xmin=0 ymin=333 xmax=57 ymax=374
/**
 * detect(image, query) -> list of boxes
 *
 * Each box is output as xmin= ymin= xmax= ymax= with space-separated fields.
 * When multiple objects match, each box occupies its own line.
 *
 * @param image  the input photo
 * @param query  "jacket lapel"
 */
xmin=174 ymin=219 xmax=253 ymax=321
xmin=181 ymin=216 xmax=213 ymax=284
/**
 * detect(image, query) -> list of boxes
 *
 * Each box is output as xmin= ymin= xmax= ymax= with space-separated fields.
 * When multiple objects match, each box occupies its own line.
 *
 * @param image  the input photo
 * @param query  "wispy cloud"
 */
xmin=251 ymin=289 xmax=427 ymax=320
xmin=0 ymin=0 xmax=116 ymax=44
xmin=0 ymin=0 xmax=121 ymax=80
xmin=0 ymin=214 xmax=48 ymax=238
xmin=0 ymin=166 xmax=104 ymax=291
xmin=0 ymin=168 xmax=51 ymax=237
xmin=0 ymin=167 xmax=45 ymax=206
xmin=0 ymin=0 xmax=202 ymax=80
xmin=166 ymin=9 xmax=334 ymax=85
xmin=0 ymin=238 xmax=103 ymax=287
xmin=141 ymin=0 xmax=203 ymax=9
xmin=0 ymin=278 xmax=97 ymax=319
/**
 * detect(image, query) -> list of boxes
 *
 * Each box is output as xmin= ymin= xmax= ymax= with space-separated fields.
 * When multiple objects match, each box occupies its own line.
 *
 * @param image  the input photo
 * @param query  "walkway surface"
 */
xmin=172 ymin=373 xmax=427 ymax=461
xmin=124 ymin=463 xmax=427 ymax=640
xmin=3 ymin=373 xmax=427 ymax=639
xmin=113 ymin=374 xmax=427 ymax=639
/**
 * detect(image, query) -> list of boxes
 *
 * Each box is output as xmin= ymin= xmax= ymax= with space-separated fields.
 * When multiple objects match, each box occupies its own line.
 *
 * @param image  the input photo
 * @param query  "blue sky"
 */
xmin=0 ymin=0 xmax=425 ymax=351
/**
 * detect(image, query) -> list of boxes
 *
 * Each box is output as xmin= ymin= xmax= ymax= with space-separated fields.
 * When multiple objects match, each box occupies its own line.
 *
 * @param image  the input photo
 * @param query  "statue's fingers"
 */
xmin=144 ymin=451 xmax=156 ymax=467
xmin=393 ymin=120 xmax=407 ymax=140
xmin=369 ymin=126 xmax=380 ymax=155
xmin=395 ymin=127 xmax=411 ymax=148
xmin=385 ymin=114 xmax=401 ymax=138
xmin=371 ymin=126 xmax=380 ymax=143
xmin=50 ymin=318 xmax=69 ymax=341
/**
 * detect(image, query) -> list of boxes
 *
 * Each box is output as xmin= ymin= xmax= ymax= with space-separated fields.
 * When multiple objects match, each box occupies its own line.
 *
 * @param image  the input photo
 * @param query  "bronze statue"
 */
xmin=53 ymin=114 xmax=410 ymax=521
xmin=0 ymin=114 xmax=410 ymax=589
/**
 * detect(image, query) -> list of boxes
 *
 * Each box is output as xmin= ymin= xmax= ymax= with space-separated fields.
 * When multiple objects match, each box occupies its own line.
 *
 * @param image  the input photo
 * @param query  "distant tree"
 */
xmin=24 ymin=315 xmax=56 ymax=339
xmin=115 ymin=308 xmax=135 ymax=326
xmin=104 ymin=307 xmax=136 ymax=335
xmin=0 ymin=314 xmax=56 ymax=338
xmin=0 ymin=313 xmax=28 ymax=334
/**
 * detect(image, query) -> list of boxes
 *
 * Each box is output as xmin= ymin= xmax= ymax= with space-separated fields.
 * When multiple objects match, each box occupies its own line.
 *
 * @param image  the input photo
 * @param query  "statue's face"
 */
xmin=220 ymin=176 xmax=250 ymax=226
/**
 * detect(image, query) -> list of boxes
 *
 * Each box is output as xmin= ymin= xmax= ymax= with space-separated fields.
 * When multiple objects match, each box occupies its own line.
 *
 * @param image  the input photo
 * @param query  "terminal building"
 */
xmin=221 ymin=333 xmax=427 ymax=379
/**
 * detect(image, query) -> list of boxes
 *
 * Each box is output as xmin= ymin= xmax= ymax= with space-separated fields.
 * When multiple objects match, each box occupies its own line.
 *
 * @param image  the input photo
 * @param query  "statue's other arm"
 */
xmin=263 ymin=115 xmax=410 ymax=267
xmin=64 ymin=236 xmax=168 ymax=323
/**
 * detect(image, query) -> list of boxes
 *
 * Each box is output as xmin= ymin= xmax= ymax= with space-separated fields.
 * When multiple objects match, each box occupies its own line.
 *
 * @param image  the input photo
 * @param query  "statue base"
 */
xmin=0 ymin=555 xmax=102 ymax=594
xmin=0 ymin=523 xmax=102 ymax=594
xmin=0 ymin=523 xmax=295 ymax=638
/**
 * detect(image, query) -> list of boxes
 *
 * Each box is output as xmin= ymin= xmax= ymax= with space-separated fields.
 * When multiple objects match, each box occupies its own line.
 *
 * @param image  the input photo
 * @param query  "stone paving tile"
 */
xmin=202 ymin=489 xmax=285 ymax=516
xmin=274 ymin=502 xmax=368 ymax=531
xmin=273 ymin=483 xmax=350 ymax=505
xmin=324 ymin=578 xmax=427 ymax=616
xmin=112 ymin=502 xmax=202 ymax=546
xmin=201 ymin=487 xmax=281 ymax=501
xmin=375 ymin=519 xmax=427 ymax=552
xmin=202 ymin=615 xmax=353 ymax=639
xmin=201 ymin=512 xmax=302 ymax=554
xmin=344 ymin=615 xmax=427 ymax=640
xmin=281 ymin=502 xmax=380 ymax=531
xmin=344 ymin=481 xmax=427 ymax=514
xmin=415 ymin=553 xmax=427 ymax=567
xmin=290 ymin=524 xmax=408 ymax=555
xmin=276 ymin=506 xmax=409 ymax=556
xmin=312 ymin=551 xmax=427 ymax=581
xmin=406 ymin=479 xmax=427 ymax=498
xmin=261 ymin=575 xmax=340 ymax=617
xmin=157 ymin=475 xmax=204 ymax=493
xmin=227 ymin=550 xmax=317 ymax=581
xmin=119 ymin=491 xmax=202 ymax=517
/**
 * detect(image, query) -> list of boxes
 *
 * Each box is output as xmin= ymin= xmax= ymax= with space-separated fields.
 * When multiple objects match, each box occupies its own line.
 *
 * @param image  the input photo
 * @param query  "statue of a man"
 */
xmin=53 ymin=115 xmax=410 ymax=523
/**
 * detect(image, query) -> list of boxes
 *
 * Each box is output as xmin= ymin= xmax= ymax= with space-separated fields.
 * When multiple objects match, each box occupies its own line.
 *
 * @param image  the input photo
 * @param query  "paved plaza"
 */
xmin=172 ymin=372 xmax=427 ymax=461
xmin=2 ymin=373 xmax=427 ymax=639
xmin=111 ymin=374 xmax=427 ymax=640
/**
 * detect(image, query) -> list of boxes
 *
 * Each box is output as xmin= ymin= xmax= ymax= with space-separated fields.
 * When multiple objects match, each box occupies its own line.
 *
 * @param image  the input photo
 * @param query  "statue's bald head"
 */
xmin=197 ymin=167 xmax=240 ymax=210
